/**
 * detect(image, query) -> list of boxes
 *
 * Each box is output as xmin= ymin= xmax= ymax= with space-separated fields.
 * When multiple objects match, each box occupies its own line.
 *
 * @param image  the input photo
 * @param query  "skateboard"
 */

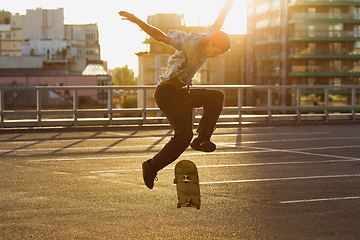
xmin=174 ymin=160 xmax=201 ymax=209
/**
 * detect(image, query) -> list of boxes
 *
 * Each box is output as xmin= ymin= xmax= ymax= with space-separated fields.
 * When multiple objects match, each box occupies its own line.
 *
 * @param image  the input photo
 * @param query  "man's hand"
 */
xmin=118 ymin=11 xmax=139 ymax=24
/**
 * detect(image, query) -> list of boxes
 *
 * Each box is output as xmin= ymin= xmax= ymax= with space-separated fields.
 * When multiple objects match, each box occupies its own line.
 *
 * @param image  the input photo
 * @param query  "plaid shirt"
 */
xmin=160 ymin=27 xmax=218 ymax=86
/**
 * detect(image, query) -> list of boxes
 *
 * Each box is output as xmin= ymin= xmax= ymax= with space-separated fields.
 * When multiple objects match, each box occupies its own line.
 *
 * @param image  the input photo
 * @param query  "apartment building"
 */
xmin=0 ymin=10 xmax=22 ymax=57
xmin=19 ymin=8 xmax=101 ymax=74
xmin=0 ymin=8 xmax=108 ymax=104
xmin=65 ymin=24 xmax=101 ymax=72
xmin=247 ymin=0 xmax=360 ymax=107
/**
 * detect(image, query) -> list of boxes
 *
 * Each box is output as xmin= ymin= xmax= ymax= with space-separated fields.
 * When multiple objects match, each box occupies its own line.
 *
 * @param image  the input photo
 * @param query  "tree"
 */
xmin=111 ymin=65 xmax=137 ymax=86
xmin=111 ymin=65 xmax=138 ymax=110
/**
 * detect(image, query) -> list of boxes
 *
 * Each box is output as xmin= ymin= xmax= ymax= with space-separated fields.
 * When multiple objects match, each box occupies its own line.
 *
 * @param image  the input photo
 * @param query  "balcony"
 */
xmin=255 ymin=19 xmax=281 ymax=30
xmin=253 ymin=35 xmax=280 ymax=46
xmin=290 ymin=65 xmax=360 ymax=76
xmin=253 ymin=67 xmax=280 ymax=77
xmin=253 ymin=54 xmax=280 ymax=61
xmin=289 ymin=47 xmax=360 ymax=59
xmin=290 ymin=13 xmax=360 ymax=23
xmin=289 ymin=30 xmax=360 ymax=41
xmin=289 ymin=0 xmax=360 ymax=6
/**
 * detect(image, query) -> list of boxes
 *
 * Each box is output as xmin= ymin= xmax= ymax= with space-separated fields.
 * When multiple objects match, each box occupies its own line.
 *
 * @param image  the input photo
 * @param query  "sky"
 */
xmin=2 ymin=0 xmax=247 ymax=76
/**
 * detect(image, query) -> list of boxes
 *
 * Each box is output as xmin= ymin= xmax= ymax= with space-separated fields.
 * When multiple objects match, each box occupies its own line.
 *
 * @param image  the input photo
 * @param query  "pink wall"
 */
xmin=0 ymin=76 xmax=99 ymax=98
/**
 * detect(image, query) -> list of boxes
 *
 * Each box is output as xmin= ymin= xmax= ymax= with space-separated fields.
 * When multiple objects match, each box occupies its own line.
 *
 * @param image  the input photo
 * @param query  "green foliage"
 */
xmin=111 ymin=65 xmax=137 ymax=86
xmin=123 ymin=95 xmax=137 ymax=108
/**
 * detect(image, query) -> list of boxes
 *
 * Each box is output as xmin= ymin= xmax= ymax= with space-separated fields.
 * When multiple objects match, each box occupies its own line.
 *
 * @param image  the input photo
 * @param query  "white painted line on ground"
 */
xmin=0 ymin=131 xmax=332 ymax=145
xmin=3 ymin=136 xmax=359 ymax=154
xmin=29 ymin=156 xmax=131 ymax=162
xmin=280 ymin=196 xmax=360 ymax=204
xmin=1 ymin=145 xmax=162 ymax=153
xmin=219 ymin=137 xmax=360 ymax=146
xmin=27 ymin=144 xmax=360 ymax=163
xmin=200 ymin=173 xmax=360 ymax=185
xmin=27 ymin=149 xmax=269 ymax=162
xmin=290 ymin=145 xmax=360 ymax=151
xmin=241 ymin=145 xmax=360 ymax=162
xmin=88 ymin=158 xmax=360 ymax=174
xmin=214 ymin=132 xmax=331 ymax=137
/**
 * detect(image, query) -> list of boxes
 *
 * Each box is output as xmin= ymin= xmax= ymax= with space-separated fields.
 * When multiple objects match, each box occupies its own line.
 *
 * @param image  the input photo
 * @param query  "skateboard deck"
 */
xmin=174 ymin=160 xmax=201 ymax=209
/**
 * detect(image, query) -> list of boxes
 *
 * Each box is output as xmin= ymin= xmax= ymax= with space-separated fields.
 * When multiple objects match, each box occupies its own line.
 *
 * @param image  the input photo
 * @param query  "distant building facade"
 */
xmin=65 ymin=24 xmax=101 ymax=72
xmin=0 ymin=10 xmax=22 ymax=57
xmin=0 ymin=8 xmax=103 ymax=75
xmin=246 ymin=0 xmax=360 ymax=107
xmin=0 ymin=8 xmax=109 ymax=104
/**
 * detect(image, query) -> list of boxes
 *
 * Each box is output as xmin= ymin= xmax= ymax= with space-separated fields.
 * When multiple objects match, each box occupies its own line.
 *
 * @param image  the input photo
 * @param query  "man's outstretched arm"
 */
xmin=211 ymin=0 xmax=235 ymax=30
xmin=119 ymin=11 xmax=171 ymax=45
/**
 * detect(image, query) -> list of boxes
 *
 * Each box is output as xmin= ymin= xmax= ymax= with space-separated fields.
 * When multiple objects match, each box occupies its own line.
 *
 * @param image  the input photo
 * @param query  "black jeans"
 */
xmin=150 ymin=82 xmax=224 ymax=172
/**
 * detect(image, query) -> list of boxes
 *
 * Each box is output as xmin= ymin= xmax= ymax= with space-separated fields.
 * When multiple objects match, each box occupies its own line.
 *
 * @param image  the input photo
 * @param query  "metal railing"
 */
xmin=0 ymin=85 xmax=359 ymax=129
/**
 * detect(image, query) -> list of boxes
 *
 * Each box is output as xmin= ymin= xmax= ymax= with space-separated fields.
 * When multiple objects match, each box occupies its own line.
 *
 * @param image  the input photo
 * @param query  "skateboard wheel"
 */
xmin=174 ymin=178 xmax=178 ymax=184
xmin=177 ymin=203 xmax=181 ymax=208
xmin=196 ymin=204 xmax=200 ymax=209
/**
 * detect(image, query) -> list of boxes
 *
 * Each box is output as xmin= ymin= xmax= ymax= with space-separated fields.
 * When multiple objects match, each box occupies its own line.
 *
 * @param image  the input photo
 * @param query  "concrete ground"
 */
xmin=0 ymin=124 xmax=360 ymax=239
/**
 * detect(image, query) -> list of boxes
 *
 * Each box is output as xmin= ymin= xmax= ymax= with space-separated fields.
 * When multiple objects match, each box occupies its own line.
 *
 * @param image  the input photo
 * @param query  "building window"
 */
xmin=308 ymin=43 xmax=316 ymax=54
xmin=256 ymin=3 xmax=269 ymax=15
xmin=308 ymin=77 xmax=315 ymax=85
xmin=160 ymin=55 xmax=169 ymax=68
xmin=308 ymin=26 xmax=315 ymax=37
xmin=329 ymin=78 xmax=342 ymax=86
xmin=307 ymin=8 xmax=316 ymax=19
xmin=86 ymin=33 xmax=96 ymax=41
xmin=329 ymin=7 xmax=341 ymax=19
xmin=98 ymin=79 xmax=109 ymax=103
xmin=4 ymin=32 xmax=10 ymax=39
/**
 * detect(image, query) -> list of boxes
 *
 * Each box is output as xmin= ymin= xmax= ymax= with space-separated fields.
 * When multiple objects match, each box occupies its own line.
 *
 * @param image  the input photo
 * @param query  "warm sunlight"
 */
xmin=131 ymin=0 xmax=247 ymax=34
xmin=111 ymin=0 xmax=247 ymax=72
xmin=1 ymin=0 xmax=247 ymax=72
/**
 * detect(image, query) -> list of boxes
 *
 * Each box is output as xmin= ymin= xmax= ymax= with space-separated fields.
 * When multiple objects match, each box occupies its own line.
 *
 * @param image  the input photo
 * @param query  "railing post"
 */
xmin=37 ymin=88 xmax=42 ymax=127
xmin=268 ymin=88 xmax=272 ymax=123
xmin=142 ymin=88 xmax=147 ymax=125
xmin=352 ymin=88 xmax=356 ymax=121
xmin=325 ymin=88 xmax=329 ymax=121
xmin=108 ymin=88 xmax=113 ymax=125
xmin=73 ymin=89 xmax=78 ymax=127
xmin=297 ymin=88 xmax=301 ymax=122
xmin=0 ymin=90 xmax=3 ymax=128
xmin=238 ymin=88 xmax=243 ymax=125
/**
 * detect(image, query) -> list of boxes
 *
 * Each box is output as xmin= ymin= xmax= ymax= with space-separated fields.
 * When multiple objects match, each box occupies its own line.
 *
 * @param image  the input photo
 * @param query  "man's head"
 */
xmin=202 ymin=31 xmax=231 ymax=58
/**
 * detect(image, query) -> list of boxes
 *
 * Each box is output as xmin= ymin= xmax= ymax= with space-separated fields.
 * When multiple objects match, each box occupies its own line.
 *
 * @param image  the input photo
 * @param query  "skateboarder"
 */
xmin=119 ymin=0 xmax=234 ymax=189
